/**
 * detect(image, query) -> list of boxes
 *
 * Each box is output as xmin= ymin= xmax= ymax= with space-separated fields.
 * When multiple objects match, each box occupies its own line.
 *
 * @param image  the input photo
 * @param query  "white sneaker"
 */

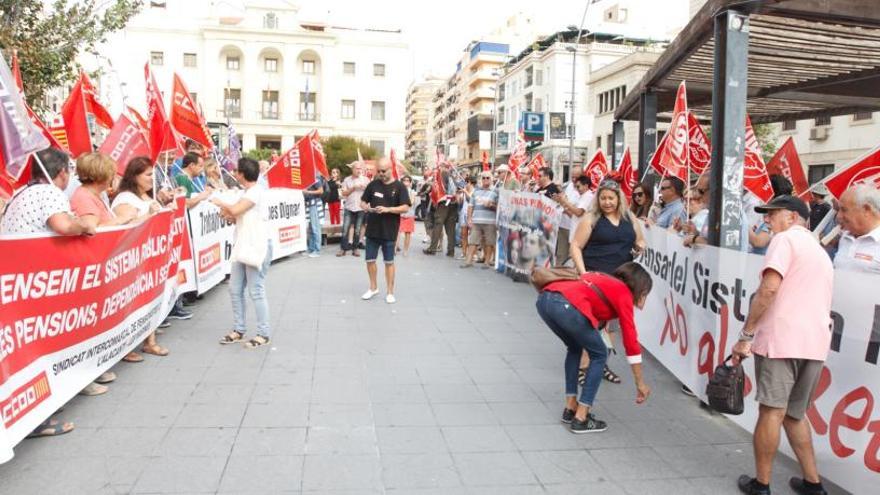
xmin=385 ymin=294 xmax=397 ymax=304
xmin=308 ymin=252 xmax=320 ymax=258
xmin=361 ymin=289 xmax=380 ymax=300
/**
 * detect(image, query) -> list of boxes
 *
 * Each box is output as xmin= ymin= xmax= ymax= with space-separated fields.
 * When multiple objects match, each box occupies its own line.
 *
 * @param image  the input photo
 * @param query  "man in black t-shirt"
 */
xmin=360 ymin=158 xmax=411 ymax=304
xmin=536 ymin=167 xmax=561 ymax=198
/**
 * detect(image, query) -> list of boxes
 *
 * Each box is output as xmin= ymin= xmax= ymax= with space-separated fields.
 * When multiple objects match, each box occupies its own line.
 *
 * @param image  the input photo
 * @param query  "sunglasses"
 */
xmin=633 ymin=192 xmax=645 ymax=198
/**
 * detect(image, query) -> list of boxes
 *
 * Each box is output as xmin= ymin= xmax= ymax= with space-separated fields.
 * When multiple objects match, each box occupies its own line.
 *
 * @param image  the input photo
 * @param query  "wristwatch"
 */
xmin=738 ymin=329 xmax=755 ymax=342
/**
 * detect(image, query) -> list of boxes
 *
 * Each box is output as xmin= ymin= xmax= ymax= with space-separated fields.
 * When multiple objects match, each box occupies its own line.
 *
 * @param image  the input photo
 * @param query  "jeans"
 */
xmin=307 ymin=204 xmax=321 ymax=253
xmin=536 ymin=291 xmax=608 ymax=407
xmin=341 ymin=209 xmax=365 ymax=251
xmin=230 ymin=241 xmax=272 ymax=338
xmin=365 ymin=237 xmax=395 ymax=264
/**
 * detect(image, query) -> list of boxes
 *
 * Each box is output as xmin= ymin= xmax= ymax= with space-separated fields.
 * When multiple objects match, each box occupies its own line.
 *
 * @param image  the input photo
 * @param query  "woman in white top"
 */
xmin=213 ymin=158 xmax=273 ymax=348
xmin=112 ymin=156 xmax=166 ymax=358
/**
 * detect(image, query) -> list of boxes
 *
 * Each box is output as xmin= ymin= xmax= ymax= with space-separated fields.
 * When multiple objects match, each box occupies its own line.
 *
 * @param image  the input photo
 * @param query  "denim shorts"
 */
xmin=365 ymin=237 xmax=395 ymax=264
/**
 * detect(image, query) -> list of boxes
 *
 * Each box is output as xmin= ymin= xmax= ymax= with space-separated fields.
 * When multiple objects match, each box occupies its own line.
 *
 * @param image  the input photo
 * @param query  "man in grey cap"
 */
xmin=808 ymin=183 xmax=832 ymax=231
xmin=732 ymin=195 xmax=833 ymax=495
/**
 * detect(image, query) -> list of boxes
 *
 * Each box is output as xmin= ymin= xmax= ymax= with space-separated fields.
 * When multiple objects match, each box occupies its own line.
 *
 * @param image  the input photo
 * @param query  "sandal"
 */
xmin=122 ymin=351 xmax=144 ymax=363
xmin=27 ymin=418 xmax=74 ymax=439
xmin=219 ymin=331 xmax=244 ymax=345
xmin=603 ymin=365 xmax=622 ymax=384
xmin=142 ymin=344 xmax=169 ymax=357
xmin=243 ymin=336 xmax=270 ymax=349
xmin=577 ymin=367 xmax=587 ymax=386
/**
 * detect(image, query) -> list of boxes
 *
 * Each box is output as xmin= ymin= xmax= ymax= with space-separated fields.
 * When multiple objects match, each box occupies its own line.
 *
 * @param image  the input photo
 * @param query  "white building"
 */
xmin=89 ymin=0 xmax=411 ymax=155
xmin=405 ymin=77 xmax=445 ymax=169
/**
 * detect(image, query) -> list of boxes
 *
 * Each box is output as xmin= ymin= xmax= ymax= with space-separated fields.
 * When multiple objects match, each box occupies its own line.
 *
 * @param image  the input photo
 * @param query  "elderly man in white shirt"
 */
xmin=555 ymin=165 xmax=583 ymax=263
xmin=834 ymin=184 xmax=880 ymax=273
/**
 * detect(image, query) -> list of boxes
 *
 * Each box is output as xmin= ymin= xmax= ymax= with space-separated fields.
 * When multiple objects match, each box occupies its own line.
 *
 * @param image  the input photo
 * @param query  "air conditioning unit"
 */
xmin=810 ymin=127 xmax=828 ymax=141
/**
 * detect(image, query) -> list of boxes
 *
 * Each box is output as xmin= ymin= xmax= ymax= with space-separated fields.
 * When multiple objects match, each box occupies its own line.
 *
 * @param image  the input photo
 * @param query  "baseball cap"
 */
xmin=754 ymin=195 xmax=810 ymax=220
xmin=811 ymin=183 xmax=829 ymax=196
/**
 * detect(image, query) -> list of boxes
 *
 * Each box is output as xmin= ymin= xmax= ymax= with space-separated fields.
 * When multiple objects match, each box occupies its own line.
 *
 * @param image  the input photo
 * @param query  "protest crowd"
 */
xmin=1 ymin=46 xmax=879 ymax=495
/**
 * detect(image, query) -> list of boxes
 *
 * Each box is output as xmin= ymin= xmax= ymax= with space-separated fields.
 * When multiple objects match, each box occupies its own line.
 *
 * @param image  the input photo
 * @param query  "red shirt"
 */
xmin=544 ymin=272 xmax=642 ymax=364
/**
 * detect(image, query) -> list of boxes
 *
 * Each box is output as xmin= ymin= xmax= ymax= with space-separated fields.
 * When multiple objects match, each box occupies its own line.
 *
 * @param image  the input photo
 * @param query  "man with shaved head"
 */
xmin=360 ymin=158 xmax=411 ymax=304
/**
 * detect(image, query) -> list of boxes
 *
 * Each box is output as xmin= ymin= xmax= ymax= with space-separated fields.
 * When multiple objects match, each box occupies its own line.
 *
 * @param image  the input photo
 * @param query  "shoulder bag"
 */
xmin=232 ymin=207 xmax=268 ymax=268
xmin=705 ymin=355 xmax=745 ymax=415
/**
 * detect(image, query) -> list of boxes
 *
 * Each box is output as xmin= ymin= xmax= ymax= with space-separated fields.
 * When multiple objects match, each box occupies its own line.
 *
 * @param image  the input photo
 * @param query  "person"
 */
xmin=304 ymin=176 xmax=325 ymax=257
xmin=360 ymin=158 xmax=411 ymax=304
xmin=630 ymin=181 xmax=654 ymax=220
xmin=397 ymin=175 xmax=419 ymax=256
xmin=457 ymin=176 xmax=475 ymax=260
xmin=682 ymin=174 xmax=710 ymax=248
xmin=257 ymin=160 xmax=270 ymax=188
xmin=731 ymin=195 xmax=833 ymax=495
xmin=652 ymin=176 xmax=687 ymax=229
xmin=554 ymin=175 xmax=594 ymax=265
xmin=494 ymin=164 xmax=521 ymax=191
xmin=461 ymin=171 xmax=498 ymax=268
xmin=175 ymin=152 xmax=212 ymax=208
xmin=570 ymin=178 xmax=646 ymax=384
xmin=112 ymin=156 xmax=168 ymax=358
xmin=536 ymin=262 xmax=652 ymax=433
xmin=171 ymin=139 xmax=207 ymax=190
xmin=204 ymin=158 xmax=229 ymax=191
xmin=338 ymin=163 xmax=369 ymax=256
xmin=325 ymin=168 xmax=342 ymax=226
xmin=748 ymin=175 xmax=794 ymax=255
xmin=536 ymin=167 xmax=561 ymax=198
xmin=425 ymin=163 xmax=458 ymax=256
xmin=214 ymin=158 xmax=274 ymax=348
xmin=833 ymin=184 xmax=880 ymax=273
xmin=555 ymin=165 xmax=583 ymax=263
xmin=808 ymin=184 xmax=832 ymax=231
xmin=1 ymin=147 xmax=96 ymax=439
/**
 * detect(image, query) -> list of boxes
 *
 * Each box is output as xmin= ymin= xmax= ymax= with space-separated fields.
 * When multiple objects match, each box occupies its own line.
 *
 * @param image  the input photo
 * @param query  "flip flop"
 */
xmin=122 ymin=352 xmax=144 ymax=363
xmin=142 ymin=344 xmax=169 ymax=357
xmin=27 ymin=419 xmax=74 ymax=439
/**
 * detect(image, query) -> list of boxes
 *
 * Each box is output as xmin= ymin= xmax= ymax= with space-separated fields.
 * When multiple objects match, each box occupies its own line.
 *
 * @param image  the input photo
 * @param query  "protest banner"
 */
xmin=187 ymin=190 xmax=240 ymax=294
xmin=0 ymin=204 xmax=189 ymax=462
xmin=636 ymin=224 xmax=880 ymax=494
xmin=495 ymin=190 xmax=562 ymax=281
xmin=264 ymin=187 xmax=308 ymax=259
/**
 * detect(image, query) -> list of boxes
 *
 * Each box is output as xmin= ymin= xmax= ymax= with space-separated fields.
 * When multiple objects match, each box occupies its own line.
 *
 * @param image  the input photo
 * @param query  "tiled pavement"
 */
xmin=0 ymin=229 xmax=845 ymax=494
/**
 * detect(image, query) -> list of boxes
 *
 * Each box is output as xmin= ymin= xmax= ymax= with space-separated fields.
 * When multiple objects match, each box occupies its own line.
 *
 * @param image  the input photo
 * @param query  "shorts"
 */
xmin=399 ymin=216 xmax=415 ymax=233
xmin=754 ymin=354 xmax=824 ymax=420
xmin=468 ymin=223 xmax=497 ymax=245
xmin=365 ymin=237 xmax=395 ymax=264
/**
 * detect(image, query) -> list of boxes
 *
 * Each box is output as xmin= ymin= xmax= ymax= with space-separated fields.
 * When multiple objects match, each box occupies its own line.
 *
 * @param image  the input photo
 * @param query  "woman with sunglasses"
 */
xmin=630 ymin=182 xmax=654 ymax=220
xmin=571 ymin=178 xmax=646 ymax=385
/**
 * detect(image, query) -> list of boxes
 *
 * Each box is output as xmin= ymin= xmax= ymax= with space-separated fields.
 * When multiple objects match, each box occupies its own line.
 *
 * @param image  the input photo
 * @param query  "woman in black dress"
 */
xmin=570 ymin=178 xmax=646 ymax=383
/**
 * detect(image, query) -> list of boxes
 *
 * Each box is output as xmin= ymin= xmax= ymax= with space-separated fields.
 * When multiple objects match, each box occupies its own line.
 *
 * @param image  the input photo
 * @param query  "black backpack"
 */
xmin=705 ymin=355 xmax=745 ymax=415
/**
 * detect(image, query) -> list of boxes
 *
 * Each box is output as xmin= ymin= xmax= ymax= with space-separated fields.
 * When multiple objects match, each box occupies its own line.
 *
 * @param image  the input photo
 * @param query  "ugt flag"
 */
xmin=823 ymin=144 xmax=880 ymax=199
xmin=766 ymin=136 xmax=811 ymax=201
xmin=650 ymin=81 xmax=689 ymax=182
xmin=170 ymin=73 xmax=213 ymax=150
xmin=743 ymin=115 xmax=773 ymax=202
xmin=0 ymin=54 xmax=49 ymax=181
xmin=585 ymin=150 xmax=609 ymax=190
xmin=617 ymin=147 xmax=637 ymax=198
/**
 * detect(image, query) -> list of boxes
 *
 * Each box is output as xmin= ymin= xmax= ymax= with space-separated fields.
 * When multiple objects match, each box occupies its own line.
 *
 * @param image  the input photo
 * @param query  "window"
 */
xmin=226 ymin=56 xmax=240 ymax=70
xmin=183 ymin=53 xmax=197 ymax=67
xmin=497 ymin=106 xmax=505 ymax=125
xmin=815 ymin=115 xmax=831 ymax=126
xmin=498 ymin=82 xmax=505 ymax=101
xmin=524 ymin=93 xmax=533 ymax=112
xmin=299 ymin=92 xmax=317 ymax=120
xmin=373 ymin=63 xmax=386 ymax=77
xmin=808 ymin=164 xmax=835 ymax=185
xmin=224 ymin=89 xmax=241 ymax=118
xmin=853 ymin=110 xmax=873 ymax=121
xmin=596 ymin=135 xmax=602 ymax=150
xmin=189 ymin=92 xmax=197 ymax=103
xmin=343 ymin=62 xmax=355 ymax=75
xmin=371 ymin=101 xmax=386 ymax=121
xmin=370 ymin=140 xmax=385 ymax=155
xmin=534 ymin=98 xmax=543 ymax=113
xmin=341 ymin=99 xmax=355 ymax=119
xmin=262 ymin=91 xmax=279 ymax=119
xmin=264 ymin=58 xmax=278 ymax=72
xmin=606 ymin=133 xmax=613 ymax=157
xmin=263 ymin=12 xmax=278 ymax=29
xmin=150 ymin=1 xmax=166 ymax=8
xmin=150 ymin=51 xmax=164 ymax=66
xmin=598 ymin=85 xmax=627 ymax=114
xmin=525 ymin=67 xmax=533 ymax=87
xmin=782 ymin=119 xmax=796 ymax=131
xmin=302 ymin=60 xmax=315 ymax=74
xmin=535 ymin=69 xmax=543 ymax=86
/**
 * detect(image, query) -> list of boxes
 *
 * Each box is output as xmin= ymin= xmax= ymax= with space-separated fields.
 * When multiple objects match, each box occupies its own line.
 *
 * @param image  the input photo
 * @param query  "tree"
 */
xmin=321 ymin=135 xmax=377 ymax=177
xmin=0 ymin=0 xmax=143 ymax=113
xmin=244 ymin=148 xmax=275 ymax=162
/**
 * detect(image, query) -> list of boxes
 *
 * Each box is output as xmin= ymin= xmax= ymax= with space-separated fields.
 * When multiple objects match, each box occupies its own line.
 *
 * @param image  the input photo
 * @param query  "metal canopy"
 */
xmin=614 ymin=0 xmax=880 ymax=124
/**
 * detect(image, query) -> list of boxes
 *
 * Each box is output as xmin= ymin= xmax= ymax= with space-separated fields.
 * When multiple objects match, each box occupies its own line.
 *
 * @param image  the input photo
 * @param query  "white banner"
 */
xmin=264 ymin=188 xmax=308 ymax=260
xmin=188 ymin=190 xmax=240 ymax=294
xmin=636 ymin=224 xmax=880 ymax=494
xmin=495 ymin=190 xmax=562 ymax=280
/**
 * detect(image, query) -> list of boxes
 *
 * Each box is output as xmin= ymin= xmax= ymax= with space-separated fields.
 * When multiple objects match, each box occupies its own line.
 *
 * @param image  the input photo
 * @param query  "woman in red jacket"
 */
xmin=536 ymin=262 xmax=653 ymax=433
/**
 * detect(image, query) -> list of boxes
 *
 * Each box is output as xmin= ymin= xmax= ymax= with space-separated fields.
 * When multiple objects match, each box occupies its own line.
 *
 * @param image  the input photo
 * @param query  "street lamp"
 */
xmin=567 ymin=2 xmax=592 ymax=171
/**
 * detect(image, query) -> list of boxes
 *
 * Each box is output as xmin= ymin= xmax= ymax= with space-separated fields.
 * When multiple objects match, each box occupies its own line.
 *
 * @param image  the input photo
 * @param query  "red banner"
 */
xmin=267 ymin=144 xmax=314 ymax=190
xmin=744 ymin=115 xmax=773 ymax=202
xmin=823 ymin=144 xmax=880 ymax=199
xmin=766 ymin=136 xmax=812 ymax=201
xmin=650 ymin=81 xmax=689 ymax=182
xmin=170 ymin=73 xmax=212 ymax=150
xmin=585 ymin=150 xmax=609 ymax=190
xmin=98 ymin=114 xmax=151 ymax=175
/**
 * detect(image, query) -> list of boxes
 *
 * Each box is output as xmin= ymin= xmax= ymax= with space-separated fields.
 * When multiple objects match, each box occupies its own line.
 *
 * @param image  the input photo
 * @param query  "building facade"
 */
xmin=91 ymin=0 xmax=411 ymax=155
xmin=405 ymin=78 xmax=444 ymax=170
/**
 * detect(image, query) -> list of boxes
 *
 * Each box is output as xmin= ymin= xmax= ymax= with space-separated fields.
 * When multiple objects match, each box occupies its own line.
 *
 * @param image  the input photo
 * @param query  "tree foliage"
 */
xmin=704 ymin=122 xmax=778 ymax=164
xmin=244 ymin=148 xmax=276 ymax=162
xmin=321 ymin=135 xmax=377 ymax=177
xmin=0 ymin=0 xmax=143 ymax=112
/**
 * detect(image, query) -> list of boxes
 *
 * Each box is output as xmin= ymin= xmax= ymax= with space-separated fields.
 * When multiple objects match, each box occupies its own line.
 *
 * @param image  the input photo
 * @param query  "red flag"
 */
xmin=618 ymin=147 xmax=637 ymax=198
xmin=687 ymin=112 xmax=711 ymax=175
xmin=744 ymin=115 xmax=773 ymax=202
xmin=305 ymin=129 xmax=329 ymax=178
xmin=266 ymin=135 xmax=318 ymax=189
xmin=481 ymin=150 xmax=490 ymax=172
xmin=11 ymin=50 xmax=23 ymax=94
xmin=144 ymin=63 xmax=175 ymax=162
xmin=59 ymin=77 xmax=92 ymax=158
xmin=389 ymin=148 xmax=403 ymax=180
xmin=509 ymin=129 xmax=527 ymax=170
xmin=128 ymin=106 xmax=149 ymax=132
xmin=170 ymin=73 xmax=212 ymax=150
xmin=585 ymin=150 xmax=609 ymax=190
xmin=80 ymin=72 xmax=114 ymax=129
xmin=823 ymin=144 xmax=880 ymax=199
xmin=98 ymin=114 xmax=152 ymax=175
xmin=650 ymin=81 xmax=689 ymax=182
xmin=766 ymin=137 xmax=811 ymax=201
xmin=430 ymin=166 xmax=447 ymax=206
xmin=527 ymin=152 xmax=546 ymax=181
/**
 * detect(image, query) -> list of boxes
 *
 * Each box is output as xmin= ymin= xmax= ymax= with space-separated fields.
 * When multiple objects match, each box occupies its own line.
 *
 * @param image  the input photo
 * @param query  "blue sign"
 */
xmin=522 ymin=112 xmax=545 ymax=140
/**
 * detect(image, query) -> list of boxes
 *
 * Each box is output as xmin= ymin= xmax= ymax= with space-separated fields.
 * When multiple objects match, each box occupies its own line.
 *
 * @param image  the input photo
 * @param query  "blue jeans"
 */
xmin=230 ymin=241 xmax=272 ymax=338
xmin=536 ymin=291 xmax=608 ymax=407
xmin=365 ymin=237 xmax=395 ymax=264
xmin=307 ymin=204 xmax=321 ymax=253
xmin=341 ymin=209 xmax=365 ymax=251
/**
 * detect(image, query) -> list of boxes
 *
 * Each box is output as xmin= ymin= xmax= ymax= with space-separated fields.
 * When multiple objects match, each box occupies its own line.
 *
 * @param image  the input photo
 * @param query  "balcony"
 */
xmin=299 ymin=112 xmax=319 ymax=121
xmin=259 ymin=110 xmax=279 ymax=120
xmin=467 ymin=88 xmax=495 ymax=103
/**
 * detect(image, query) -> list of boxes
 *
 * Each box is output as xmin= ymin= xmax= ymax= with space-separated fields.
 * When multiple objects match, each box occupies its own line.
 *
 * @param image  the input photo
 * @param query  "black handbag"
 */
xmin=705 ymin=355 xmax=745 ymax=415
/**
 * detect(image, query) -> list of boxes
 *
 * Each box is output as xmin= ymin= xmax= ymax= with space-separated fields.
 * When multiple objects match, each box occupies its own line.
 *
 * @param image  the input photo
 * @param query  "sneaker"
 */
xmin=168 ymin=307 xmax=193 ymax=320
xmin=385 ymin=294 xmax=396 ymax=304
xmin=737 ymin=475 xmax=771 ymax=495
xmin=158 ymin=319 xmax=171 ymax=329
xmin=79 ymin=382 xmax=108 ymax=396
xmin=459 ymin=263 xmax=473 ymax=269
xmin=789 ymin=477 xmax=827 ymax=495
xmin=422 ymin=249 xmax=435 ymax=255
xmin=569 ymin=414 xmax=607 ymax=434
xmin=308 ymin=252 xmax=320 ymax=258
xmin=361 ymin=289 xmax=380 ymax=300
xmin=561 ymin=408 xmax=575 ymax=424
xmin=681 ymin=384 xmax=696 ymax=397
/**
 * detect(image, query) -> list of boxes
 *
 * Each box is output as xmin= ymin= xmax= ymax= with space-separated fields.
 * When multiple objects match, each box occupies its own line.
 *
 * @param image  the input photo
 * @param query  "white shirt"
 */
xmin=569 ymin=190 xmax=595 ymax=242
xmin=834 ymin=225 xmax=880 ymax=273
xmin=1 ymin=184 xmax=71 ymax=235
xmin=111 ymin=191 xmax=152 ymax=216
xmin=559 ymin=181 xmax=581 ymax=230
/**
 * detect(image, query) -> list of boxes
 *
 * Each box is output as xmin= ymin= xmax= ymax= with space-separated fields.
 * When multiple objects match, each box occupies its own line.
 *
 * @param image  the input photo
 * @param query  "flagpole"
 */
xmin=220 ymin=166 xmax=242 ymax=187
xmin=32 ymin=153 xmax=54 ymax=184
